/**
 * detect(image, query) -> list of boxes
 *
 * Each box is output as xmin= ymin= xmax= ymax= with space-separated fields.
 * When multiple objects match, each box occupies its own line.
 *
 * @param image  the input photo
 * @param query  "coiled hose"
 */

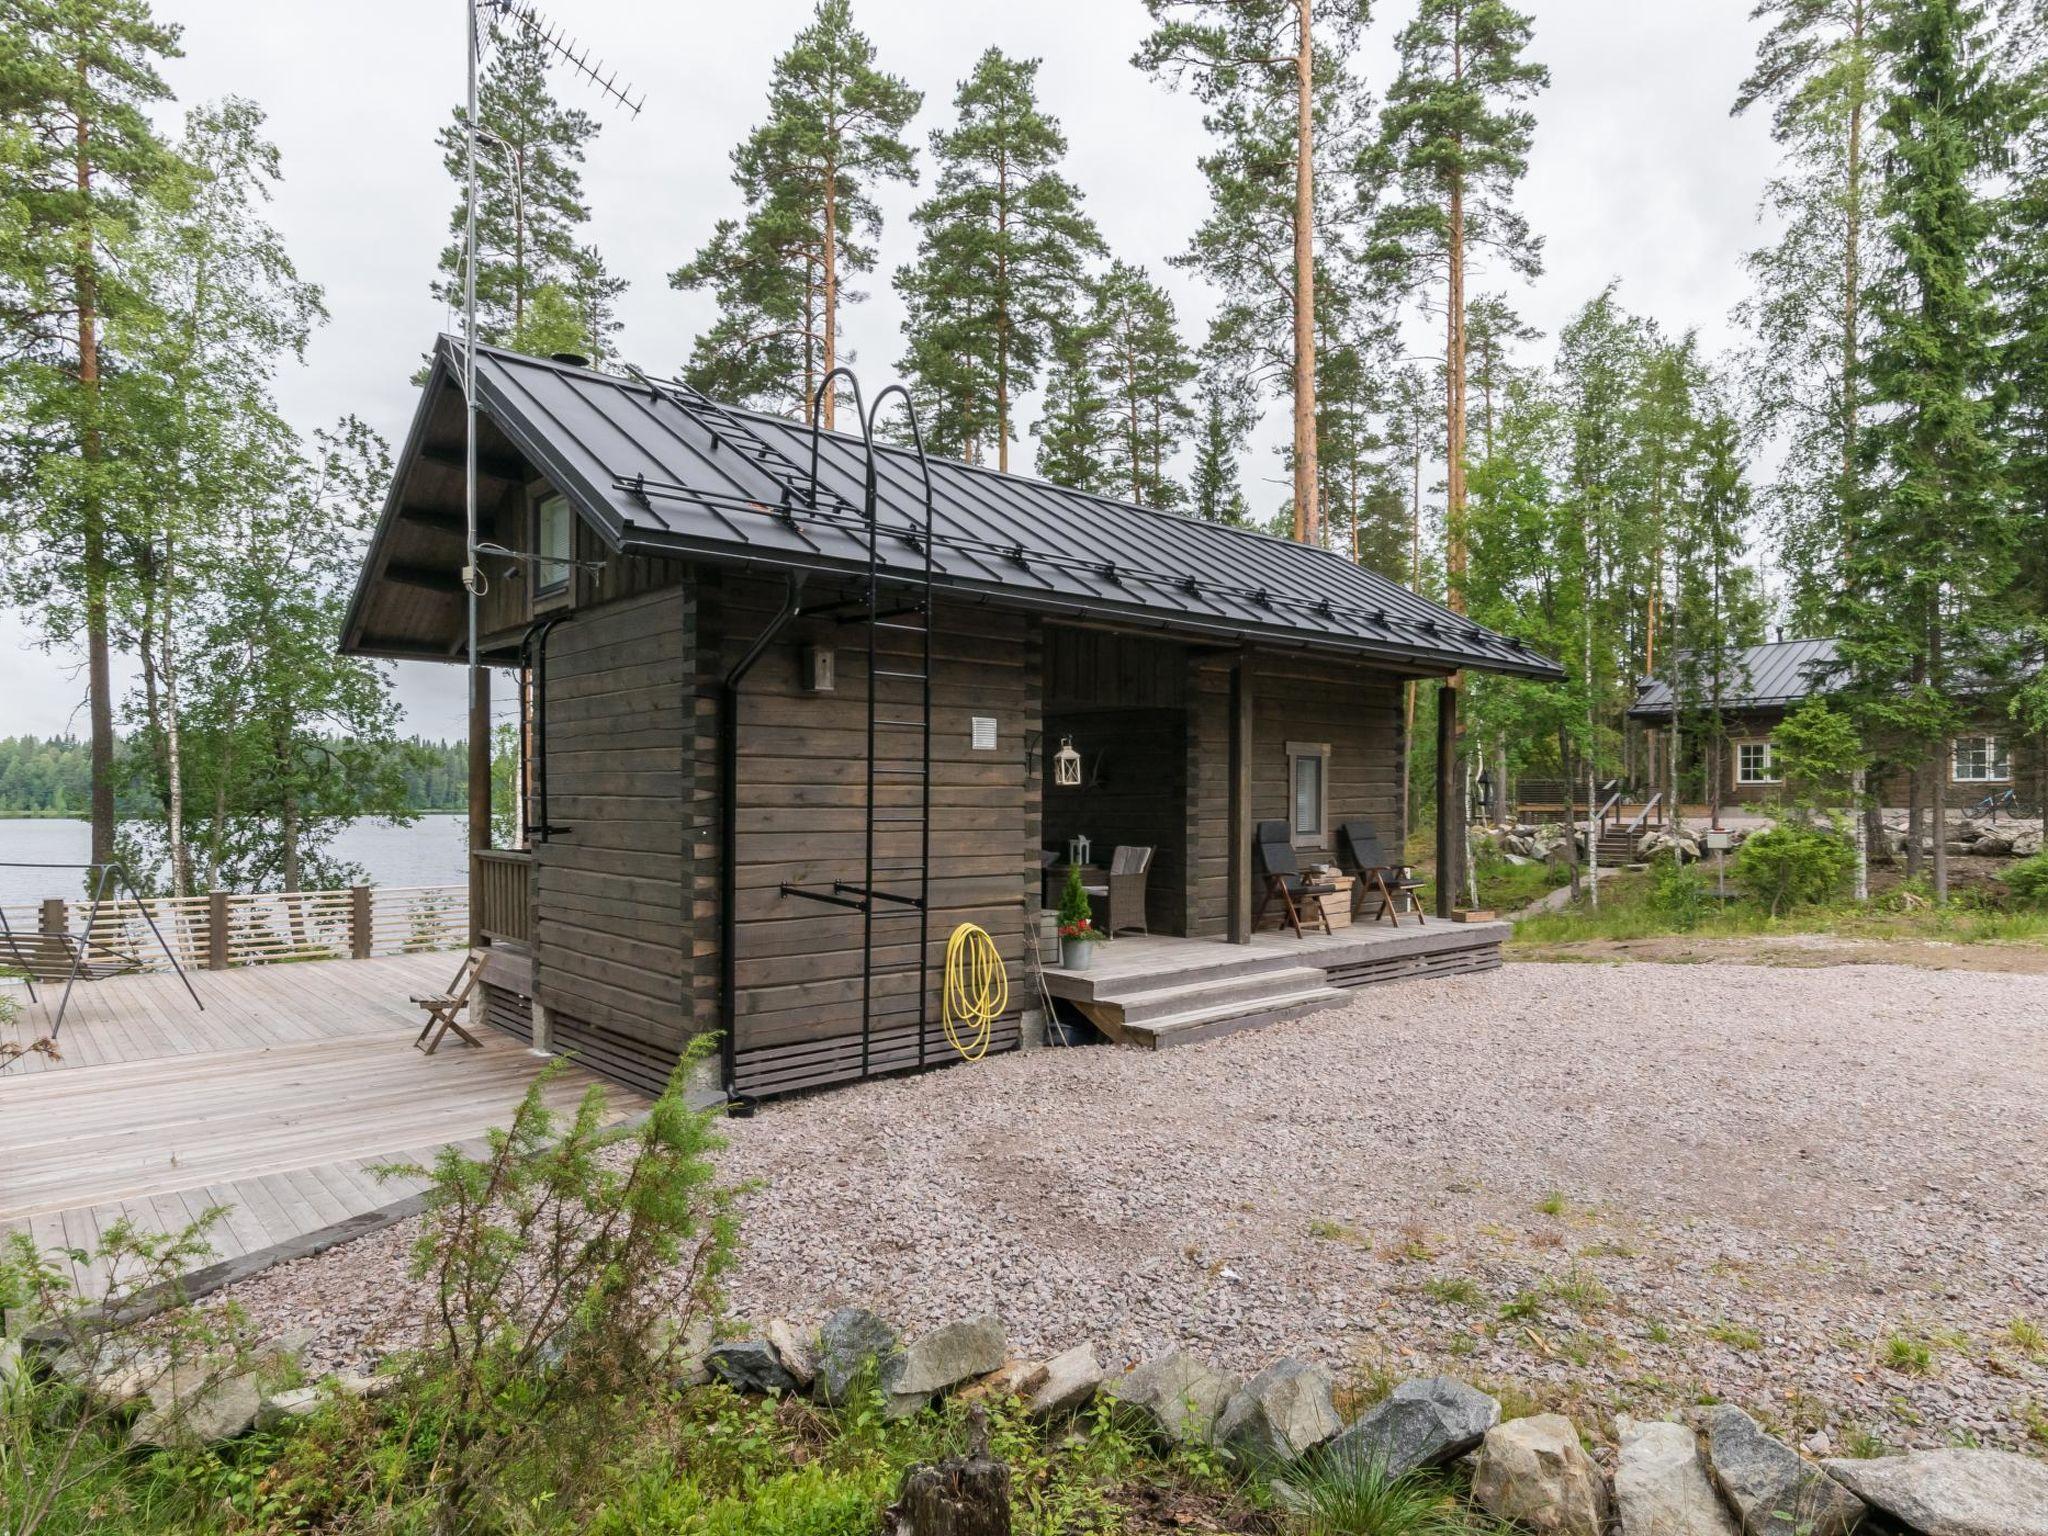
xmin=941 ymin=922 xmax=1008 ymax=1061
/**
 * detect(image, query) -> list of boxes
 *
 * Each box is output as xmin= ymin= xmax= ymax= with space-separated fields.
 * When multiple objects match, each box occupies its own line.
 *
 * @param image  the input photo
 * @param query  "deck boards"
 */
xmin=0 ymin=954 xmax=647 ymax=1299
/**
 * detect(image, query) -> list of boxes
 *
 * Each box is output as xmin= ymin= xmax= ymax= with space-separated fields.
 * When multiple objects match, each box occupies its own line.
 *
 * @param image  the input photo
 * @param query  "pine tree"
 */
xmin=896 ymin=49 xmax=1102 ymax=469
xmin=1089 ymin=261 xmax=1197 ymax=509
xmin=0 ymin=0 xmax=180 ymax=875
xmin=1839 ymin=0 xmax=2010 ymax=903
xmin=1734 ymin=0 xmax=1882 ymax=629
xmin=673 ymin=0 xmax=919 ymax=423
xmin=1464 ymin=291 xmax=1539 ymax=459
xmin=1376 ymin=0 xmax=1548 ymax=620
xmin=1135 ymin=0 xmax=1373 ymax=542
xmin=1189 ymin=391 xmax=1252 ymax=524
xmin=1032 ymin=323 xmax=1114 ymax=494
xmin=433 ymin=19 xmax=623 ymax=363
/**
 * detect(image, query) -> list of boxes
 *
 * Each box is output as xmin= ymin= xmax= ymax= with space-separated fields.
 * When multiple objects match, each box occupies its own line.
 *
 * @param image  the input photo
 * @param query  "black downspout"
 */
xmin=718 ymin=571 xmax=806 ymax=1099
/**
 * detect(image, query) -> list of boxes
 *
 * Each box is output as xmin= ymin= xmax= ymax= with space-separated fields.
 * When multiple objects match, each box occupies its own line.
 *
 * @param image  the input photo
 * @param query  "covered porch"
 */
xmin=1041 ymin=917 xmax=1507 ymax=1049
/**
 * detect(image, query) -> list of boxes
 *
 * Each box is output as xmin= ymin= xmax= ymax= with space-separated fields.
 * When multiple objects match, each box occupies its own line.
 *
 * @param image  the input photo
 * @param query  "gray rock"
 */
xmin=1323 ymin=1375 xmax=1501 ymax=1479
xmin=886 ymin=1314 xmax=1007 ymax=1398
xmin=1704 ymin=1405 xmax=1864 ymax=1536
xmin=645 ymin=1311 xmax=716 ymax=1386
xmin=256 ymin=1385 xmax=328 ymax=1432
xmin=1027 ymin=1343 xmax=1103 ymax=1418
xmin=1823 ymin=1450 xmax=2048 ymax=1536
xmin=0 ymin=1338 xmax=20 ymax=1387
xmin=1472 ymin=1414 xmax=1609 ymax=1536
xmin=765 ymin=1318 xmax=817 ymax=1391
xmin=1103 ymin=1349 xmax=1240 ymax=1445
xmin=129 ymin=1364 xmax=264 ymax=1448
xmin=1217 ymin=1357 xmax=1341 ymax=1467
xmin=815 ymin=1306 xmax=901 ymax=1406
xmin=706 ymin=1337 xmax=799 ymax=1397
xmin=50 ymin=1342 xmax=171 ymax=1408
xmin=1615 ymin=1416 xmax=1739 ymax=1536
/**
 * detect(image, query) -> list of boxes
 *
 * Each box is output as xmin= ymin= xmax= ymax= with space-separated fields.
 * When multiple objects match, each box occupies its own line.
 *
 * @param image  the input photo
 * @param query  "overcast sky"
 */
xmin=1 ymin=0 xmax=1779 ymax=743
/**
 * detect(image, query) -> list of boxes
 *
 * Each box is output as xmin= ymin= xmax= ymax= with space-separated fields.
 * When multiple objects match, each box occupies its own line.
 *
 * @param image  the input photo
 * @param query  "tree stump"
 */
xmin=886 ymin=1405 xmax=1011 ymax=1536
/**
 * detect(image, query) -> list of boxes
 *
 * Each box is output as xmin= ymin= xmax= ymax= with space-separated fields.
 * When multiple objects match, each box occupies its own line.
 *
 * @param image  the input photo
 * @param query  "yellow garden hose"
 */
xmin=942 ymin=922 xmax=1008 ymax=1061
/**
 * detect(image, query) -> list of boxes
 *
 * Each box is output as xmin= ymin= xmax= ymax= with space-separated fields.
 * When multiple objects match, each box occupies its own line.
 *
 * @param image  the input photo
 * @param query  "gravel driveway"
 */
xmin=227 ymin=961 xmax=2048 ymax=1454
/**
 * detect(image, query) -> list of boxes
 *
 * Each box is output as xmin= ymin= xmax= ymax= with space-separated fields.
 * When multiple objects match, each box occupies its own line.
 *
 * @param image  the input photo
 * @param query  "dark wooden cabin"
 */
xmin=341 ymin=339 xmax=1564 ymax=1101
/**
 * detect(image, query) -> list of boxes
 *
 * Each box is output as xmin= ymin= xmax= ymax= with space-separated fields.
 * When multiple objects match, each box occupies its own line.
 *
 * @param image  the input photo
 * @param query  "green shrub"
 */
xmin=1648 ymin=852 xmax=1709 ymax=930
xmin=2007 ymin=852 xmax=2048 ymax=908
xmin=1731 ymin=821 xmax=1856 ymax=916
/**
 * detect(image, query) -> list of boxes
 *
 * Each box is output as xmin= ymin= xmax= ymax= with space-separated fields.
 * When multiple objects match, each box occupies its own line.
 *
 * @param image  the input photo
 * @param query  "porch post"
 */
xmin=1227 ymin=655 xmax=1253 ymax=944
xmin=1435 ymin=680 xmax=1458 ymax=918
xmin=468 ymin=663 xmax=492 ymax=945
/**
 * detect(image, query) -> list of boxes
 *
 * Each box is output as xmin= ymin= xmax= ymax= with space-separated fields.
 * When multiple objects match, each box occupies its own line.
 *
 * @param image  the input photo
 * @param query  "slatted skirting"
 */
xmin=731 ymin=1013 xmax=1021 ymax=1100
xmin=1319 ymin=939 xmax=1503 ymax=989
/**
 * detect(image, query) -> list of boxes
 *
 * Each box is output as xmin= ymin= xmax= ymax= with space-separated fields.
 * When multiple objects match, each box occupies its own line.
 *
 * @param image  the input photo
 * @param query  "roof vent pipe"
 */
xmin=1776 ymin=625 xmax=1784 ymax=643
xmin=551 ymin=351 xmax=591 ymax=369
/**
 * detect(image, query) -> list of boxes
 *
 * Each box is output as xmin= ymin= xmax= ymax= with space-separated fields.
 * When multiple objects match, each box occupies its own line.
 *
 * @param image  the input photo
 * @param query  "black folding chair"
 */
xmin=1252 ymin=820 xmax=1335 ymax=937
xmin=1338 ymin=820 xmax=1424 ymax=927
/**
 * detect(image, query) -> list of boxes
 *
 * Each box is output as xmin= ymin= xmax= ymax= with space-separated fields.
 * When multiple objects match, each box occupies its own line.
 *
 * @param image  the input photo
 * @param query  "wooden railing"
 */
xmin=472 ymin=848 xmax=533 ymax=946
xmin=0 ymin=884 xmax=467 ymax=977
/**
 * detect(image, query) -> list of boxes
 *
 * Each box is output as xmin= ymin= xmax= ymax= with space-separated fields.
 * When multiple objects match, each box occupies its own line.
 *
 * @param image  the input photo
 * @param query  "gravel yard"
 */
xmin=226 ymin=960 xmax=2048 ymax=1454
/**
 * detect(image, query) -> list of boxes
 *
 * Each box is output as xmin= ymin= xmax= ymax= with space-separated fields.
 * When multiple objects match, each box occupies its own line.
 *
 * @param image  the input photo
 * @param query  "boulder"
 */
xmin=765 ymin=1318 xmax=817 ymax=1392
xmin=887 ymin=1315 xmax=1007 ymax=1399
xmin=2011 ymin=826 xmax=2043 ymax=857
xmin=1323 ymin=1375 xmax=1501 ymax=1480
xmin=0 ymin=1338 xmax=20 ymax=1388
xmin=1615 ymin=1416 xmax=1739 ymax=1536
xmin=706 ymin=1337 xmax=799 ymax=1397
xmin=815 ymin=1306 xmax=901 ymax=1406
xmin=48 ymin=1341 xmax=172 ymax=1408
xmin=129 ymin=1363 xmax=264 ymax=1448
xmin=1823 ymin=1450 xmax=2048 ymax=1536
xmin=256 ymin=1385 xmax=327 ymax=1432
xmin=1103 ymin=1349 xmax=1240 ymax=1446
xmin=1472 ymin=1414 xmax=1609 ymax=1536
xmin=1026 ymin=1343 xmax=1103 ymax=1418
xmin=1704 ymin=1405 xmax=1864 ymax=1536
xmin=646 ymin=1311 xmax=715 ymax=1386
xmin=1216 ymin=1357 xmax=1342 ymax=1467
xmin=1973 ymin=831 xmax=2015 ymax=857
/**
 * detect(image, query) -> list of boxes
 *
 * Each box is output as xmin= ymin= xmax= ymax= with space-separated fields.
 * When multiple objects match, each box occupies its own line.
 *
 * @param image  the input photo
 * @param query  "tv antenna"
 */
xmin=458 ymin=0 xmax=644 ymax=848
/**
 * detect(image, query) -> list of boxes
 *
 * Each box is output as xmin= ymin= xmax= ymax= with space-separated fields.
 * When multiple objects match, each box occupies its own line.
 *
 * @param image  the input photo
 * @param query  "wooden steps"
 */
xmin=1055 ymin=954 xmax=1348 ymax=1050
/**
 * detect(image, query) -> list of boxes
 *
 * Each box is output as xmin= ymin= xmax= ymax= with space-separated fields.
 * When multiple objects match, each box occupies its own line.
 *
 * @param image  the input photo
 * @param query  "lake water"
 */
xmin=0 ymin=816 xmax=472 ymax=904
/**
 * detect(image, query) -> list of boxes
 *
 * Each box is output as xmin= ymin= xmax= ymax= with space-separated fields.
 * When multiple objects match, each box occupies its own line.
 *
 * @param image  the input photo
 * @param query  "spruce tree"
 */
xmin=673 ymin=0 xmax=919 ymax=423
xmin=0 ymin=0 xmax=180 ymax=873
xmin=1839 ymin=0 xmax=2009 ymax=903
xmin=1135 ymin=0 xmax=1373 ymax=542
xmin=1032 ymin=323 xmax=1114 ymax=494
xmin=1376 ymin=0 xmax=1548 ymax=619
xmin=1734 ymin=0 xmax=1882 ymax=629
xmin=896 ymin=49 xmax=1102 ymax=470
xmin=433 ymin=19 xmax=624 ymax=363
xmin=1189 ymin=392 xmax=1252 ymax=525
xmin=1090 ymin=261 xmax=1197 ymax=509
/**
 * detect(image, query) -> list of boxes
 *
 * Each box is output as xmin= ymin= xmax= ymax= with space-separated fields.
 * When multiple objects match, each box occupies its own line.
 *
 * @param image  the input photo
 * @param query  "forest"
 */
xmin=2 ymin=0 xmax=2045 ymax=901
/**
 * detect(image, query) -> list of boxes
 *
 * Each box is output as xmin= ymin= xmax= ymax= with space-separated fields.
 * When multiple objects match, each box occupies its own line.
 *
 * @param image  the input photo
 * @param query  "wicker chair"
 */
xmin=1082 ymin=845 xmax=1153 ymax=937
xmin=1252 ymin=820 xmax=1335 ymax=937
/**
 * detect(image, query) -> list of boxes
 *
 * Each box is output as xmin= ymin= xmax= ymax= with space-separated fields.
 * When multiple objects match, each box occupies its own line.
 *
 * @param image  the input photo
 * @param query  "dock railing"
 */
xmin=0 ymin=884 xmax=468 ymax=977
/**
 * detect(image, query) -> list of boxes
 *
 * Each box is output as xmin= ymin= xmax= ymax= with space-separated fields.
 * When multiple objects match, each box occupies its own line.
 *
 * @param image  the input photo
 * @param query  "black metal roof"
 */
xmin=1629 ymin=637 xmax=1842 ymax=718
xmin=350 ymin=337 xmax=1564 ymax=678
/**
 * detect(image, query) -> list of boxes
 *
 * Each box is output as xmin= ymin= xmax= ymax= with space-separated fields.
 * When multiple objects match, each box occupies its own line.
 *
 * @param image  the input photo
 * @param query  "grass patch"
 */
xmin=1534 ymin=1191 xmax=1569 ymax=1217
xmin=2008 ymin=1317 xmax=2046 ymax=1361
xmin=1882 ymin=1333 xmax=1935 ymax=1375
xmin=1706 ymin=1322 xmax=1763 ymax=1352
xmin=1423 ymin=1277 xmax=1484 ymax=1309
xmin=1310 ymin=1219 xmax=1371 ymax=1248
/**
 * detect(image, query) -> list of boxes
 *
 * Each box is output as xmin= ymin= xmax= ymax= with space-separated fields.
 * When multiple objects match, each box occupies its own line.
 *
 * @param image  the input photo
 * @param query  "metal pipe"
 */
xmin=718 ymin=570 xmax=806 ymax=1097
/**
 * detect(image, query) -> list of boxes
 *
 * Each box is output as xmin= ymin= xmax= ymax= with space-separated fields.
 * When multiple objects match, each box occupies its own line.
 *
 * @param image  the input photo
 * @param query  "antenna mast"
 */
xmin=458 ymin=0 xmax=644 ymax=876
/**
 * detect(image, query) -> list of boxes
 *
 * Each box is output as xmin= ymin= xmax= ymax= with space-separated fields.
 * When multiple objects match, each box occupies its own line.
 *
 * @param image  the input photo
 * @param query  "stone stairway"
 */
xmin=1051 ymin=949 xmax=1348 ymax=1050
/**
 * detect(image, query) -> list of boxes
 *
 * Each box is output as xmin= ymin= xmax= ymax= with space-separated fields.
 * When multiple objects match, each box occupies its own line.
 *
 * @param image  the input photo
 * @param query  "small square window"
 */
xmin=535 ymin=492 xmax=573 ymax=597
xmin=1952 ymin=735 xmax=2010 ymax=783
xmin=1288 ymin=741 xmax=1330 ymax=844
xmin=1735 ymin=740 xmax=1779 ymax=785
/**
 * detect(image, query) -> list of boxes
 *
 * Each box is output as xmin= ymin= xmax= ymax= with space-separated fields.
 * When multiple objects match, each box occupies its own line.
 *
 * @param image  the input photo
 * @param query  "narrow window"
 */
xmin=1951 ymin=735 xmax=2010 ymax=783
xmin=1288 ymin=741 xmax=1330 ymax=844
xmin=1735 ymin=740 xmax=1779 ymax=785
xmin=535 ymin=491 xmax=572 ymax=598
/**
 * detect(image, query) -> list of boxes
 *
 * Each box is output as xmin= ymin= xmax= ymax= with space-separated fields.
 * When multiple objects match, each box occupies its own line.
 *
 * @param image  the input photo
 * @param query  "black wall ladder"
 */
xmin=775 ymin=372 xmax=939 ymax=1077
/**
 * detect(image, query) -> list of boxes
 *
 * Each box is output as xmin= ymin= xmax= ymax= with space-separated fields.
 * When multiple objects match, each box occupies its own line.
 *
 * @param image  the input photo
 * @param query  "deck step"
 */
xmin=1113 ymin=986 xmax=1351 ymax=1050
xmin=1049 ymin=945 xmax=1311 ymax=1003
xmin=1096 ymin=966 xmax=1335 ymax=1024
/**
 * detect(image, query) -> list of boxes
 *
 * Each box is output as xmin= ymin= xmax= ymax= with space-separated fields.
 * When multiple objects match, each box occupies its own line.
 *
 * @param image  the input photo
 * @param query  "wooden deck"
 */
xmin=0 ymin=954 xmax=646 ymax=1299
xmin=1042 ymin=917 xmax=1508 ymax=1047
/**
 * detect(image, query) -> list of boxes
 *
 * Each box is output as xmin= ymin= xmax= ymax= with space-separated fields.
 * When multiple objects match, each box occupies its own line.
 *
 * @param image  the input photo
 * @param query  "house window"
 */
xmin=1288 ymin=741 xmax=1330 ymax=844
xmin=1952 ymin=734 xmax=2010 ymax=783
xmin=535 ymin=491 xmax=573 ymax=598
xmin=1735 ymin=740 xmax=1780 ymax=785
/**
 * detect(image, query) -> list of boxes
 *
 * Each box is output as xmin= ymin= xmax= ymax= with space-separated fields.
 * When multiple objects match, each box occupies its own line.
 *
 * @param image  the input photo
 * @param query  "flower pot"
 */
xmin=1060 ymin=936 xmax=1097 ymax=970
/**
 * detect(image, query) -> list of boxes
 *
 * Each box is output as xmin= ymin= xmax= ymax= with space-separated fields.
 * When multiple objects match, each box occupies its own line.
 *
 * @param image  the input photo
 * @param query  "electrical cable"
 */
xmin=941 ymin=921 xmax=1007 ymax=1061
